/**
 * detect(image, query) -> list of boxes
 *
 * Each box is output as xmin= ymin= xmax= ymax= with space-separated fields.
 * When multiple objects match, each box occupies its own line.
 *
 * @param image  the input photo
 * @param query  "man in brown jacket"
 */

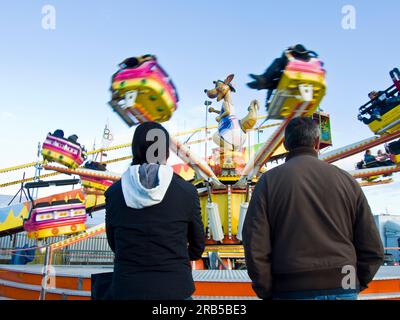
xmin=242 ymin=117 xmax=384 ymax=300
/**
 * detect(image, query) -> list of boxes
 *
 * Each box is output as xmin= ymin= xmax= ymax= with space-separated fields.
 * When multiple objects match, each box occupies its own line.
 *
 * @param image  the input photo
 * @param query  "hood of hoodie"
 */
xmin=121 ymin=163 xmax=173 ymax=209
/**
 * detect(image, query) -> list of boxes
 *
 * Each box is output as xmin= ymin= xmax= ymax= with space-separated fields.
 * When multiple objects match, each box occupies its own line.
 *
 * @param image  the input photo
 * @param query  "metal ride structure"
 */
xmin=0 ymin=56 xmax=400 ymax=274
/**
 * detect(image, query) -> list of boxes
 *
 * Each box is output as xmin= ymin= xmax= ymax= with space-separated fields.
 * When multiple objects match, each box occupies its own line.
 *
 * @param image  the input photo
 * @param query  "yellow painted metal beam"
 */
xmin=0 ymin=156 xmax=132 ymax=188
xmin=0 ymin=118 xmax=276 ymax=175
xmin=0 ymin=161 xmax=43 ymax=174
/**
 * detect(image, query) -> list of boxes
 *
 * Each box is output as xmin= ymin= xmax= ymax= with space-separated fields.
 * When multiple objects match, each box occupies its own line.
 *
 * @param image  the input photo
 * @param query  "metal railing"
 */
xmin=0 ymin=232 xmax=113 ymax=265
xmin=1 ymin=230 xmax=399 ymax=300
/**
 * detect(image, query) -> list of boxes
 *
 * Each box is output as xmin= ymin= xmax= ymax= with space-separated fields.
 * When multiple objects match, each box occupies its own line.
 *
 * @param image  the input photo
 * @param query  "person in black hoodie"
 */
xmin=105 ymin=122 xmax=205 ymax=300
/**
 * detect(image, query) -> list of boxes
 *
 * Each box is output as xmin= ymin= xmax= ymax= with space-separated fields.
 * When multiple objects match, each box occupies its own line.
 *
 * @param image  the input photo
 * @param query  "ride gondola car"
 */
xmin=313 ymin=111 xmax=332 ymax=148
xmin=355 ymin=149 xmax=395 ymax=183
xmin=386 ymin=139 xmax=400 ymax=164
xmin=266 ymin=53 xmax=326 ymax=120
xmin=23 ymin=179 xmax=87 ymax=239
xmin=80 ymin=161 xmax=113 ymax=194
xmin=358 ymin=68 xmax=400 ymax=135
xmin=109 ymin=54 xmax=179 ymax=126
xmin=41 ymin=130 xmax=86 ymax=169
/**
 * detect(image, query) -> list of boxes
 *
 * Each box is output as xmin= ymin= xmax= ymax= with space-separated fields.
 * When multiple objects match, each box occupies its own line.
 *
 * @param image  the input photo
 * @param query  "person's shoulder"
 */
xmin=263 ymin=160 xmax=291 ymax=178
xmin=104 ymin=180 xmax=122 ymax=198
xmin=257 ymin=164 xmax=283 ymax=186
xmin=172 ymin=173 xmax=194 ymax=188
xmin=333 ymin=164 xmax=357 ymax=180
xmin=323 ymin=161 xmax=361 ymax=188
xmin=171 ymin=173 xmax=197 ymax=194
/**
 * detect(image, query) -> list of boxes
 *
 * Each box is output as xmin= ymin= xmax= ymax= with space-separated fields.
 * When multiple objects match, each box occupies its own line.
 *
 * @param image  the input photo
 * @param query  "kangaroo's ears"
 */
xmin=224 ymin=74 xmax=234 ymax=85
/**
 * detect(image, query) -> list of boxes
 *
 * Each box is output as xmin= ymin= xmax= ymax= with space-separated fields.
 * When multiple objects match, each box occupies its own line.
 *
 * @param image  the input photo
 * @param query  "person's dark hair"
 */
xmin=131 ymin=122 xmax=170 ymax=165
xmin=53 ymin=129 xmax=64 ymax=138
xmin=290 ymin=44 xmax=308 ymax=55
xmin=368 ymin=91 xmax=379 ymax=100
xmin=284 ymin=117 xmax=320 ymax=150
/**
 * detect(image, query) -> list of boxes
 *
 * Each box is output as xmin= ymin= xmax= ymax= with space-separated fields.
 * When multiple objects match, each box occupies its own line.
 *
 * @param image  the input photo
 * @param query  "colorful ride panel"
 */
xmin=267 ymin=57 xmax=326 ymax=120
xmin=199 ymin=187 xmax=248 ymax=243
xmin=368 ymin=105 xmax=400 ymax=135
xmin=24 ymin=199 xmax=87 ymax=239
xmin=42 ymin=134 xmax=86 ymax=169
xmin=358 ymin=68 xmax=400 ymax=135
xmin=81 ymin=177 xmax=113 ymax=193
xmin=0 ymin=189 xmax=103 ymax=238
xmin=81 ymin=162 xmax=113 ymax=194
xmin=313 ymin=112 xmax=332 ymax=148
xmin=109 ymin=55 xmax=179 ymax=126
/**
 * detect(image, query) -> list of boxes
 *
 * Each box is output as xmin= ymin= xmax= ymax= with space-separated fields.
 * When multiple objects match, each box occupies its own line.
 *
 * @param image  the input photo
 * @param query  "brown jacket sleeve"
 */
xmin=242 ymin=176 xmax=272 ymax=299
xmin=354 ymin=188 xmax=384 ymax=291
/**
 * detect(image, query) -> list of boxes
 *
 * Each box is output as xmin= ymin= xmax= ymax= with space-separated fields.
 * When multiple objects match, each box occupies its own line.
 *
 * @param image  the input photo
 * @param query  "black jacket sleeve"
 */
xmin=354 ymin=189 xmax=384 ymax=291
xmin=242 ymin=176 xmax=272 ymax=299
xmin=262 ymin=57 xmax=286 ymax=82
xmin=105 ymin=188 xmax=116 ymax=253
xmin=187 ymin=189 xmax=205 ymax=261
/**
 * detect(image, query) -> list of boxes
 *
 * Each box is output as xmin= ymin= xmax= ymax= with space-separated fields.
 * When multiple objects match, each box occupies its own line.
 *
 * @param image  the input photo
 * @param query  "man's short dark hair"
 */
xmin=284 ymin=117 xmax=319 ymax=150
xmin=131 ymin=122 xmax=170 ymax=165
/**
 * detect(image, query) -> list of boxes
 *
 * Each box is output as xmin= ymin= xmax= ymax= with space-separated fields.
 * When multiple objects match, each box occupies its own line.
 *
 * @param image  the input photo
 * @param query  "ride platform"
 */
xmin=0 ymin=265 xmax=399 ymax=300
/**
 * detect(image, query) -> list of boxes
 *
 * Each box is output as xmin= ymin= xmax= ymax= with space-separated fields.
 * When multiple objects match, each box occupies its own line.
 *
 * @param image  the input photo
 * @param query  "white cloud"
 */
xmin=363 ymin=180 xmax=400 ymax=215
xmin=0 ymin=111 xmax=16 ymax=121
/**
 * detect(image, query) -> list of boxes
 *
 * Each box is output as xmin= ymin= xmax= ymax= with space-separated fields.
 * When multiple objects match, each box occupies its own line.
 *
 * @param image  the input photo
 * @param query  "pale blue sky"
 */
xmin=0 ymin=0 xmax=399 ymax=216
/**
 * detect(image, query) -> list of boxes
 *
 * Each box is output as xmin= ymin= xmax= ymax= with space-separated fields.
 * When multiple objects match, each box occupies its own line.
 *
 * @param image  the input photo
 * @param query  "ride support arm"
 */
xmin=187 ymin=189 xmax=205 ymax=261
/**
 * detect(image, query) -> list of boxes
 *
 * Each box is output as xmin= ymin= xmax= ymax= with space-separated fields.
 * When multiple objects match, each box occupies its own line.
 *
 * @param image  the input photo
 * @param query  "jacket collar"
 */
xmin=286 ymin=146 xmax=318 ymax=162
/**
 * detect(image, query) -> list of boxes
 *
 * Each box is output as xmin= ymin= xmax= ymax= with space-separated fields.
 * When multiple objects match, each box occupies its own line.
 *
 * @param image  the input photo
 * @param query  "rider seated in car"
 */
xmin=363 ymin=90 xmax=400 ymax=122
xmin=67 ymin=134 xmax=81 ymax=147
xmin=118 ymin=54 xmax=155 ymax=69
xmin=359 ymin=91 xmax=384 ymax=124
xmin=52 ymin=129 xmax=64 ymax=139
xmin=84 ymin=161 xmax=107 ymax=171
xmin=247 ymin=44 xmax=320 ymax=110
xmin=364 ymin=149 xmax=394 ymax=168
xmin=364 ymin=150 xmax=379 ymax=167
xmin=376 ymin=149 xmax=395 ymax=166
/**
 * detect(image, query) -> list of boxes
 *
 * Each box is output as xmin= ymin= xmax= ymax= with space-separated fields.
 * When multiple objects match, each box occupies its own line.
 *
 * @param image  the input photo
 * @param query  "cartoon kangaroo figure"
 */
xmin=204 ymin=74 xmax=259 ymax=150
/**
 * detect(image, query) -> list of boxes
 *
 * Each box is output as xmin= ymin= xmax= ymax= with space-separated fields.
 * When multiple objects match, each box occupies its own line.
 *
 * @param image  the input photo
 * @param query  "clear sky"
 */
xmin=0 ymin=0 xmax=399 ymax=216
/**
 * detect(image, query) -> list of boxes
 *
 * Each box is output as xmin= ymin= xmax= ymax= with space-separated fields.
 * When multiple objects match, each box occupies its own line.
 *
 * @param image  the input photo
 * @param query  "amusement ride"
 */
xmin=1 ymin=52 xmax=400 ymax=271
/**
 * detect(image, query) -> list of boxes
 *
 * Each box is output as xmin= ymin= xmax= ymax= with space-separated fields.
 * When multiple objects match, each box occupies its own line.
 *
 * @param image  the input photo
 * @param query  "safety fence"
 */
xmin=0 ymin=231 xmax=113 ymax=265
xmin=1 ymin=231 xmax=399 ymax=300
